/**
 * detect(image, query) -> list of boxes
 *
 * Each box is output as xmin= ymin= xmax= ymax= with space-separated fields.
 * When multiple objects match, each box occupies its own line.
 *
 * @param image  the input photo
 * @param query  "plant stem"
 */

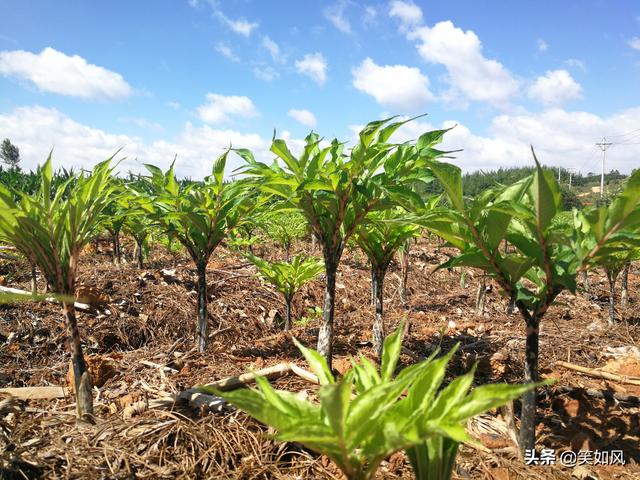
xmin=372 ymin=267 xmax=385 ymax=359
xmin=30 ymin=263 xmax=37 ymax=296
xmin=136 ymin=239 xmax=144 ymax=269
xmin=370 ymin=268 xmax=375 ymax=307
xmin=196 ymin=259 xmax=209 ymax=353
xmin=607 ymin=269 xmax=617 ymax=326
xmin=399 ymin=245 xmax=410 ymax=307
xmin=111 ymin=232 xmax=121 ymax=265
xmin=475 ymin=275 xmax=486 ymax=314
xmin=284 ymin=297 xmax=292 ymax=331
xmin=620 ymin=262 xmax=630 ymax=307
xmin=318 ymin=257 xmax=337 ymax=369
xmin=581 ymin=270 xmax=590 ymax=295
xmin=518 ymin=312 xmax=539 ymax=453
xmin=63 ymin=301 xmax=93 ymax=421
xmin=506 ymin=294 xmax=516 ymax=314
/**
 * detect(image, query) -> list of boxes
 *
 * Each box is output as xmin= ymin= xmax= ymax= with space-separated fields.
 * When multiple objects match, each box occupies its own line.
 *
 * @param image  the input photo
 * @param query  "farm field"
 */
xmin=2 ymin=1 xmax=640 ymax=478
xmin=1 ymin=236 xmax=639 ymax=479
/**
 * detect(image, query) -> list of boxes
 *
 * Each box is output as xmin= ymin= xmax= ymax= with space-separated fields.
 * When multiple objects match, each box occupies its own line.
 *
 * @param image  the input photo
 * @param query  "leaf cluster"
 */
xmin=142 ymin=152 xmax=259 ymax=265
xmin=247 ymin=253 xmax=323 ymax=302
xmin=205 ymin=323 xmax=534 ymax=480
xmin=239 ymin=117 xmax=453 ymax=260
xmin=0 ymin=154 xmax=115 ymax=294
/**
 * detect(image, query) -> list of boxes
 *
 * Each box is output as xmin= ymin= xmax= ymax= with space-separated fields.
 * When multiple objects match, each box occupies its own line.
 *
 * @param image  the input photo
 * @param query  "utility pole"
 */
xmin=567 ymin=167 xmax=574 ymax=188
xmin=558 ymin=166 xmax=561 ymax=182
xmin=596 ymin=137 xmax=612 ymax=198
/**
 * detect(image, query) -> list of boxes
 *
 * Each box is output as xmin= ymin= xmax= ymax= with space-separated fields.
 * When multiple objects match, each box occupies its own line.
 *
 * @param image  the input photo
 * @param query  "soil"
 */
xmin=1 ymin=237 xmax=639 ymax=479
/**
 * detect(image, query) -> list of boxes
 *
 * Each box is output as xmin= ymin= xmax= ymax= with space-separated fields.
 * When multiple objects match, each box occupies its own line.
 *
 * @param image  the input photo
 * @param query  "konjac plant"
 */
xmin=247 ymin=253 xmax=324 ymax=330
xmin=353 ymin=208 xmax=421 ymax=358
xmin=256 ymin=208 xmax=309 ymax=261
xmin=420 ymin=151 xmax=640 ymax=453
xmin=0 ymin=155 xmax=115 ymax=420
xmin=205 ymin=322 xmax=535 ymax=480
xmin=240 ymin=117 xmax=453 ymax=367
xmin=143 ymin=153 xmax=260 ymax=352
xmin=571 ymin=175 xmax=640 ymax=325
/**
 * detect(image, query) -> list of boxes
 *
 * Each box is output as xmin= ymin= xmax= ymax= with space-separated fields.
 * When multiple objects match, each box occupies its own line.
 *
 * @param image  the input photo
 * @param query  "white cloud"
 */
xmin=214 ymin=9 xmax=258 ymax=37
xmin=324 ymin=1 xmax=352 ymax=34
xmin=363 ymin=6 xmax=377 ymax=26
xmin=0 ymin=47 xmax=132 ymax=99
xmin=196 ymin=93 xmax=259 ymax=124
xmin=166 ymin=101 xmax=181 ymax=110
xmin=262 ymin=36 xmax=286 ymax=63
xmin=564 ymin=58 xmax=586 ymax=72
xmin=628 ymin=37 xmax=640 ymax=50
xmin=0 ymin=105 xmax=270 ymax=179
xmin=119 ymin=117 xmax=164 ymax=133
xmin=215 ymin=42 xmax=240 ymax=62
xmin=388 ymin=1 xmax=423 ymax=29
xmin=227 ymin=18 xmax=258 ymax=37
xmin=537 ymin=38 xmax=548 ymax=52
xmin=288 ymin=108 xmax=317 ymax=128
xmin=399 ymin=108 xmax=640 ymax=174
xmin=352 ymin=57 xmax=433 ymax=111
xmin=3 ymin=105 xmax=639 ymax=181
xmin=253 ymin=66 xmax=279 ymax=82
xmin=295 ymin=53 xmax=328 ymax=85
xmin=408 ymin=21 xmax=520 ymax=105
xmin=528 ymin=69 xmax=583 ymax=106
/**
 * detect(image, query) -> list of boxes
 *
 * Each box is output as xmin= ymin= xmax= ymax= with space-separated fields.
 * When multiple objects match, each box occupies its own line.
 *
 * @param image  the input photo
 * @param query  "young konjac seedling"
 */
xmin=204 ymin=322 xmax=535 ymax=480
xmin=247 ymin=253 xmax=323 ymax=330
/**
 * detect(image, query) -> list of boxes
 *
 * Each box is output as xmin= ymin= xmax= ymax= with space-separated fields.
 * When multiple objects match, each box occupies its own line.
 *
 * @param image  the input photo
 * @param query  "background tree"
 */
xmin=0 ymin=155 xmax=115 ymax=420
xmin=240 ymin=118 xmax=451 ymax=366
xmin=247 ymin=253 xmax=324 ymax=330
xmin=353 ymin=208 xmax=421 ymax=357
xmin=144 ymin=153 xmax=258 ymax=352
xmin=0 ymin=138 xmax=20 ymax=171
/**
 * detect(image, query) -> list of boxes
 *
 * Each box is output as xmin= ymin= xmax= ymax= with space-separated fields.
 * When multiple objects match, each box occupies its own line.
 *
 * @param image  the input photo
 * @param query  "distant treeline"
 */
xmin=461 ymin=166 xmax=629 ymax=197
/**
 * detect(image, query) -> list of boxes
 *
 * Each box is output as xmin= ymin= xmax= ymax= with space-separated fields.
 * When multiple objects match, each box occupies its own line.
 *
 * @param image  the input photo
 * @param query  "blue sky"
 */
xmin=0 ymin=0 xmax=639 ymax=178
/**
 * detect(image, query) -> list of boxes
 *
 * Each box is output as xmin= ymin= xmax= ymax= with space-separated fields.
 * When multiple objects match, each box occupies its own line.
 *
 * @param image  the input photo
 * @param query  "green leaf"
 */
xmin=531 ymin=147 xmax=560 ymax=233
xmin=427 ymin=161 xmax=464 ymax=212
xmin=212 ymin=150 xmax=227 ymax=186
xmin=319 ymin=380 xmax=351 ymax=440
xmin=271 ymin=138 xmax=301 ymax=177
xmin=292 ymin=337 xmax=335 ymax=385
xmin=359 ymin=117 xmax=396 ymax=148
xmin=417 ymin=126 xmax=454 ymax=151
xmin=381 ymin=320 xmax=404 ymax=382
xmin=452 ymin=382 xmax=542 ymax=422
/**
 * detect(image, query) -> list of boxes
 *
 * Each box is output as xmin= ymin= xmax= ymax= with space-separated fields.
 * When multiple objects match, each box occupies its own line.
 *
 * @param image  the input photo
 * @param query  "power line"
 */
xmin=611 ymin=131 xmax=640 ymax=145
xmin=607 ymin=127 xmax=640 ymax=139
xmin=577 ymin=145 xmax=601 ymax=174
